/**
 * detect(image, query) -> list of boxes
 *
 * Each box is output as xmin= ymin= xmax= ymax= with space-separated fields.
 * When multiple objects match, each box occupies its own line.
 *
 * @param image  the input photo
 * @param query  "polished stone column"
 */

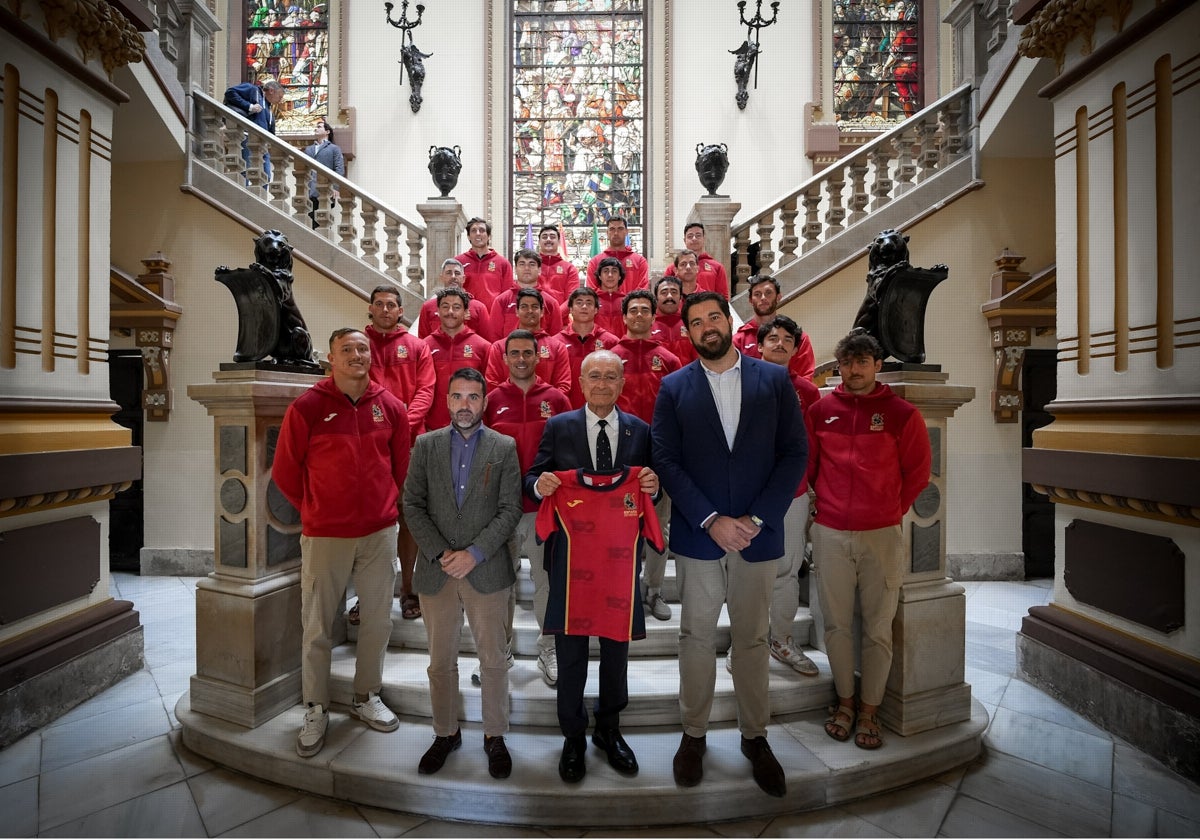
xmin=417 ymin=198 xmax=467 ymax=294
xmin=187 ymin=368 xmax=319 ymax=727
xmin=690 ymin=195 xmax=742 ymax=291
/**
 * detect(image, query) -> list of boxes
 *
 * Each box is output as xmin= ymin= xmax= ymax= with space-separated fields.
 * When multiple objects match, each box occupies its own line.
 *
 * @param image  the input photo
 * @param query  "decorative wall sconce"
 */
xmin=730 ymin=0 xmax=779 ymax=110
xmin=384 ymin=0 xmax=431 ymax=113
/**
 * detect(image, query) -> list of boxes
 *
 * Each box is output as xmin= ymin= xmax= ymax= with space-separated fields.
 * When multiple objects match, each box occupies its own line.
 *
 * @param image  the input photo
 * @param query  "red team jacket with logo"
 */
xmin=488 ymin=285 xmax=564 ymax=338
xmin=805 ymin=383 xmax=931 ymax=532
xmin=536 ymin=468 xmax=664 ymax=641
xmin=484 ymin=329 xmax=571 ymax=396
xmin=734 ymin=320 xmax=817 ymax=381
xmin=272 ymin=377 xmax=410 ymax=538
xmin=586 ymin=247 xmax=649 ymax=292
xmin=555 ymin=325 xmax=621 ymax=409
xmin=484 ymin=379 xmax=572 ymax=512
xmin=663 ymin=251 xmax=730 ymax=298
xmin=611 ymin=337 xmax=681 ymax=424
xmin=365 ymin=324 xmax=435 ymax=439
xmin=539 ymin=254 xmax=582 ymax=302
xmin=650 ymin=312 xmax=698 ymax=365
xmin=455 ymin=248 xmax=513 ymax=310
xmin=416 ymin=295 xmax=493 ymax=342
xmin=423 ymin=327 xmax=491 ymax=431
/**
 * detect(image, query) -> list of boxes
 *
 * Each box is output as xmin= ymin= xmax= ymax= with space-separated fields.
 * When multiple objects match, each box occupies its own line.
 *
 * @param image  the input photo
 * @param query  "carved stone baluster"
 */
xmin=291 ymin=158 xmax=311 ymax=225
xmin=245 ymin=134 xmax=265 ymax=192
xmin=893 ymin=129 xmax=916 ymax=196
xmin=800 ymin=185 xmax=822 ymax=253
xmin=221 ymin=122 xmax=243 ymax=180
xmin=733 ymin=227 xmax=752 ymax=292
xmin=359 ymin=202 xmax=380 ymax=266
xmin=848 ymin=156 xmax=870 ymax=224
xmin=382 ymin=214 xmax=404 ymax=284
xmin=337 ymin=193 xmax=357 ymax=251
xmin=916 ymin=119 xmax=940 ymax=181
xmin=778 ymin=198 xmax=799 ymax=269
xmin=823 ymin=165 xmax=846 ymax=236
xmin=267 ymin=148 xmax=288 ymax=210
xmin=198 ymin=105 xmax=221 ymax=166
xmin=942 ymin=96 xmax=966 ymax=163
xmin=314 ymin=178 xmax=334 ymax=232
xmin=755 ymin=213 xmax=776 ymax=276
xmin=406 ymin=225 xmax=425 ymax=293
xmin=869 ymin=144 xmax=894 ymax=211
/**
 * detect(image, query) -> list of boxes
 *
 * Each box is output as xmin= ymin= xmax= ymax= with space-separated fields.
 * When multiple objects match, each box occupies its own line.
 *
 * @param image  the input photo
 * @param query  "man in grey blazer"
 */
xmin=403 ymin=368 xmax=524 ymax=779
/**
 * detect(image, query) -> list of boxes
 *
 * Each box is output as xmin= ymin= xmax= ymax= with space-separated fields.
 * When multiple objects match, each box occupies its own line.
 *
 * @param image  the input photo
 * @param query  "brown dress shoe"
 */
xmin=672 ymin=733 xmax=706 ymax=787
xmin=741 ymin=736 xmax=786 ymax=798
xmin=418 ymin=729 xmax=461 ymax=775
xmin=484 ymin=734 xmax=512 ymax=779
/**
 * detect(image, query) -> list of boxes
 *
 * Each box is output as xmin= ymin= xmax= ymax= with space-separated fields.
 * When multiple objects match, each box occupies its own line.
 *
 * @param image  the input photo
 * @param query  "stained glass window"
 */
xmin=510 ymin=1 xmax=645 ymax=267
xmin=243 ymin=1 xmax=330 ymax=133
xmin=832 ymin=0 xmax=922 ymax=128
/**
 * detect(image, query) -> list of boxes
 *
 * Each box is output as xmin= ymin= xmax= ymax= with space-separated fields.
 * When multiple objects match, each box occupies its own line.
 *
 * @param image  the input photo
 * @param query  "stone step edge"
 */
xmin=177 ymin=694 xmax=988 ymax=828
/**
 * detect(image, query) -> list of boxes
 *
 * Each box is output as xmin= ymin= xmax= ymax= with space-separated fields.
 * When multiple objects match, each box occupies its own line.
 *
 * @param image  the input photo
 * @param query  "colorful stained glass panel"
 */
xmin=833 ymin=0 xmax=921 ymax=128
xmin=244 ymin=1 xmax=330 ymax=133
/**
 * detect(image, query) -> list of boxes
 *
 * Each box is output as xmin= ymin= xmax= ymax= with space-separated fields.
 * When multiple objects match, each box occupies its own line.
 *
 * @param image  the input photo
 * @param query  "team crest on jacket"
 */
xmin=870 ymin=412 xmax=885 ymax=431
xmin=651 ymin=355 xmax=663 ymax=371
xmin=487 ymin=261 xmax=496 ymax=271
xmin=623 ymin=493 xmax=636 ymax=512
xmin=539 ymin=400 xmax=552 ymax=418
xmin=396 ymin=345 xmax=409 ymax=359
xmin=371 ymin=403 xmax=385 ymax=423
xmin=462 ymin=345 xmax=474 ymax=358
xmin=678 ymin=324 xmax=687 ymax=337
xmin=594 ymin=338 xmax=606 ymax=349
xmin=625 ymin=259 xmax=633 ymax=268
xmin=556 ymin=265 xmax=564 ymax=274
xmin=539 ymin=345 xmax=550 ymax=358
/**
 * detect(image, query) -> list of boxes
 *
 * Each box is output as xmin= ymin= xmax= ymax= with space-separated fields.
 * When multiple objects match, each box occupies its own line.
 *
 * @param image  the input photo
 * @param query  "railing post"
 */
xmin=778 ymin=198 xmax=799 ymax=269
xmin=823 ymin=165 xmax=846 ymax=237
xmin=360 ymin=202 xmax=381 ymax=269
xmin=337 ymin=194 xmax=357 ymax=252
xmin=382 ymin=214 xmax=404 ymax=285
xmin=406 ymin=226 xmax=425 ymax=294
xmin=291 ymin=160 xmax=311 ymax=226
xmin=417 ymin=199 xmax=467 ymax=297
xmin=893 ymin=129 xmax=917 ymax=195
xmin=848 ymin=157 xmax=870 ymax=225
xmin=916 ymin=120 xmax=941 ymax=182
xmin=733 ymin=227 xmax=752 ymax=291
xmin=755 ymin=214 xmax=777 ymax=276
xmin=869 ymin=145 xmax=895 ymax=212
xmin=801 ymin=185 xmax=822 ymax=253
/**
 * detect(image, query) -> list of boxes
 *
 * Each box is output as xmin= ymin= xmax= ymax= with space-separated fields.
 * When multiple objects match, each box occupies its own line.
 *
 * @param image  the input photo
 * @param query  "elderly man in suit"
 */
xmin=525 ymin=349 xmax=660 ymax=784
xmin=652 ymin=291 xmax=808 ymax=799
xmin=403 ymin=367 xmax=523 ymax=780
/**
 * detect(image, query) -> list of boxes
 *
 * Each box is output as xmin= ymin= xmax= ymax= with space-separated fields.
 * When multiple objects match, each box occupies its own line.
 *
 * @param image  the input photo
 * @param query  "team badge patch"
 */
xmin=540 ymin=400 xmax=552 ymax=419
xmin=488 ymin=261 xmax=496 ymax=271
xmin=371 ymin=404 xmax=385 ymax=423
xmin=396 ymin=345 xmax=409 ymax=359
xmin=651 ymin=355 xmax=663 ymax=371
xmin=556 ymin=265 xmax=564 ymax=274
xmin=623 ymin=493 xmax=636 ymax=511
xmin=679 ymin=324 xmax=687 ymax=337
xmin=870 ymin=412 xmax=885 ymax=431
xmin=539 ymin=345 xmax=550 ymax=358
xmin=625 ymin=259 xmax=633 ymax=268
xmin=462 ymin=345 xmax=473 ymax=358
xmin=594 ymin=338 xmax=606 ymax=349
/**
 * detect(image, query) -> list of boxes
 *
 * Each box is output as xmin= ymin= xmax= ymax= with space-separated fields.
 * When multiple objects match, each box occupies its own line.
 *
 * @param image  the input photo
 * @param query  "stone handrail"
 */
xmin=730 ymin=82 xmax=973 ymax=288
xmin=189 ymin=89 xmax=428 ymax=294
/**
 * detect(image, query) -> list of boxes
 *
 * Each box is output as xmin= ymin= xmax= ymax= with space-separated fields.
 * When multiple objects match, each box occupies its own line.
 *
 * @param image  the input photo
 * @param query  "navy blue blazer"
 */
xmin=651 ymin=354 xmax=807 ymax=562
xmin=523 ymin=407 xmax=653 ymax=503
xmin=224 ymin=83 xmax=275 ymax=133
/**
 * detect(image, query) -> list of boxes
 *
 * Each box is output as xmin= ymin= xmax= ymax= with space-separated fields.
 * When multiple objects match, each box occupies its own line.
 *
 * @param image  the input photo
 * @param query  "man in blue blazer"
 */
xmin=651 ymin=291 xmax=807 ymax=799
xmin=525 ymin=350 xmax=660 ymax=784
xmin=223 ymin=79 xmax=283 ymax=181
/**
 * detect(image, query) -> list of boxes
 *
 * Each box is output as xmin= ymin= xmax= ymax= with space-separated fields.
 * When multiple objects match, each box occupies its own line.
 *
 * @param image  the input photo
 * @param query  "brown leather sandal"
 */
xmin=855 ymin=709 xmax=883 ymax=750
xmin=825 ymin=702 xmax=855 ymax=742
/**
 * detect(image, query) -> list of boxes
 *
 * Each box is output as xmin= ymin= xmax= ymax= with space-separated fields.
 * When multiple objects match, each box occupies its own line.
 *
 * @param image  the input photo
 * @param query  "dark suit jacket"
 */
xmin=403 ymin=426 xmax=522 ymax=595
xmin=523 ymin=407 xmax=654 ymax=503
xmin=651 ymin=354 xmax=807 ymax=562
xmin=223 ymin=83 xmax=275 ymax=133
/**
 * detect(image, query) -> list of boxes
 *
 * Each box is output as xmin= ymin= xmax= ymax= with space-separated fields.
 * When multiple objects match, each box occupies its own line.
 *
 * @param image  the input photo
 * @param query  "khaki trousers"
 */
xmin=769 ymin=494 xmax=811 ymax=642
xmin=301 ymin=525 xmax=397 ymax=708
xmin=811 ymin=522 xmax=903 ymax=705
xmin=421 ymin=578 xmax=511 ymax=738
xmin=676 ymin=551 xmax=775 ymax=739
xmin=642 ymin=494 xmax=671 ymax=593
xmin=507 ymin=512 xmax=553 ymax=655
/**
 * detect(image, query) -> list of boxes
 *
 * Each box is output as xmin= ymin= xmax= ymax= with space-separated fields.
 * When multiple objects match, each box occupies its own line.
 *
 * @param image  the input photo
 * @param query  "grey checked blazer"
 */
xmin=403 ymin=425 xmax=522 ymax=595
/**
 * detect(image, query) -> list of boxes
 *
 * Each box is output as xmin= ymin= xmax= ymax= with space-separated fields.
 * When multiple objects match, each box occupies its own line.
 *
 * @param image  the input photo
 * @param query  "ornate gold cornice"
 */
xmin=1030 ymin=483 xmax=1199 ymax=526
xmin=6 ymin=0 xmax=146 ymax=76
xmin=0 ymin=481 xmax=132 ymax=516
xmin=1016 ymin=0 xmax=1133 ymax=70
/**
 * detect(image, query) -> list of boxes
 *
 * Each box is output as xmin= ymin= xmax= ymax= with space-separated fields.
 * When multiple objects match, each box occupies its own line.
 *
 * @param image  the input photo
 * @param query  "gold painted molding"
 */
xmin=1032 ymin=416 xmax=1200 ymax=458
xmin=0 ymin=413 xmax=132 ymax=453
xmin=0 ymin=480 xmax=132 ymax=516
xmin=1030 ymin=482 xmax=1198 ymax=526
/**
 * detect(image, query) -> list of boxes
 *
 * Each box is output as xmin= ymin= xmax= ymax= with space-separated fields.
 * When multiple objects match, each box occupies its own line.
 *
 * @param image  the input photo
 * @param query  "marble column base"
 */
xmin=192 ymin=570 xmax=302 ymax=728
xmin=879 ymin=680 xmax=973 ymax=736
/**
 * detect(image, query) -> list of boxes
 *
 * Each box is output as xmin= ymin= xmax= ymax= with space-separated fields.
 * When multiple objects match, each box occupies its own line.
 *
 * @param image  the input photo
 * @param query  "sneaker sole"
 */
xmin=770 ymin=649 xmax=820 ymax=676
xmin=296 ymin=738 xmax=324 ymax=757
xmin=537 ymin=662 xmax=557 ymax=687
xmin=352 ymin=708 xmax=400 ymax=732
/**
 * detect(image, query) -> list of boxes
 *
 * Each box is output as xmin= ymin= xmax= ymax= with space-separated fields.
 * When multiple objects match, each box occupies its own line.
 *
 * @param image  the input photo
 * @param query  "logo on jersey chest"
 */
xmin=396 ymin=345 xmax=409 ymax=359
xmin=539 ymin=345 xmax=550 ymax=358
xmin=651 ymin=355 xmax=663 ymax=371
xmin=462 ymin=345 xmax=474 ymax=358
xmin=870 ymin=412 xmax=885 ymax=431
xmin=540 ymin=400 xmax=553 ymax=419
xmin=371 ymin=403 xmax=385 ymax=423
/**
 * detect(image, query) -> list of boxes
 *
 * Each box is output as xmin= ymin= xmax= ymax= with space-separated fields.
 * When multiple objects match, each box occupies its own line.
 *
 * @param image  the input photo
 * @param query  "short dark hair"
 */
xmin=465 ymin=216 xmax=491 ymax=235
xmin=622 ymin=289 xmax=656 ymax=316
xmin=654 ymin=275 xmax=683 ymax=294
xmin=328 ymin=327 xmax=365 ymax=348
xmin=607 ymin=216 xmax=627 ymax=229
xmin=684 ymin=222 xmax=704 ymax=235
xmin=513 ymin=248 xmax=541 ymax=266
xmin=370 ymin=285 xmax=401 ymax=305
xmin=569 ymin=286 xmax=599 ymax=306
xmin=757 ymin=314 xmax=802 ymax=345
xmin=435 ymin=287 xmax=471 ymax=308
xmin=748 ymin=274 xmax=780 ymax=295
xmin=596 ymin=256 xmax=625 ymax=284
xmin=673 ymin=248 xmax=699 ymax=268
xmin=515 ymin=287 xmax=544 ymax=308
xmin=835 ymin=332 xmax=884 ymax=362
xmin=682 ymin=290 xmax=730 ymax=323
xmin=505 ymin=329 xmax=538 ymax=353
xmin=539 ymin=224 xmax=559 ymax=237
xmin=448 ymin=366 xmax=487 ymax=395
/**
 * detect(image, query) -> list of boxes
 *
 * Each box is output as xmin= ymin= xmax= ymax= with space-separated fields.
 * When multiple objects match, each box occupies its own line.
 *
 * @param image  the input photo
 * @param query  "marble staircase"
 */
xmin=179 ymin=559 xmax=987 ymax=827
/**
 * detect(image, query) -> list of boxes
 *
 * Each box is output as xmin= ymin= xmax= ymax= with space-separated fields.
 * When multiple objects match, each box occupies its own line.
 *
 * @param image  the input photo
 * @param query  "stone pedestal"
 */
xmin=417 ymin=198 xmax=467 ymax=294
xmin=810 ymin=369 xmax=975 ymax=736
xmin=186 ymin=368 xmax=320 ymax=727
xmin=690 ymin=195 xmax=741 ymax=289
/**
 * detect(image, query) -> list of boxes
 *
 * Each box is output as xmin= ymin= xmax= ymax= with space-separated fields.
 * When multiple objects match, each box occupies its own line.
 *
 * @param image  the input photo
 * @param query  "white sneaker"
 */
xmin=725 ymin=653 xmax=734 ymax=674
xmin=769 ymin=635 xmax=820 ymax=676
xmin=296 ymin=703 xmax=328 ymax=757
xmin=644 ymin=590 xmax=672 ymax=621
xmin=471 ymin=650 xmax=515 ymax=686
xmin=537 ymin=646 xmax=558 ymax=686
xmin=352 ymin=692 xmax=399 ymax=732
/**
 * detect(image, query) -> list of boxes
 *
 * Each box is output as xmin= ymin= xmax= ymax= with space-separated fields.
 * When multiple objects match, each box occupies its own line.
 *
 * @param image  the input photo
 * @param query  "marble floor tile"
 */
xmin=1112 ymin=742 xmax=1200 ymax=821
xmin=964 ymin=640 xmax=1017 ymax=677
xmin=0 ymin=731 xmax=41 ymax=787
xmin=959 ymin=749 xmax=1111 ymax=837
xmin=964 ymin=620 xmax=1019 ymax=652
xmin=188 ymin=766 xmax=304 ymax=836
xmin=582 ymin=826 xmax=722 ymax=838
xmin=998 ymin=677 xmax=1108 ymax=739
xmin=169 ymin=728 xmax=216 ymax=778
xmin=144 ymin=637 xmax=198 ymax=669
xmin=938 ymin=793 xmax=1068 ymax=837
xmin=759 ymin=806 xmax=898 ymax=837
xmin=151 ymin=659 xmax=202 ymax=697
xmin=709 ymin=817 xmax=772 ymax=837
xmin=217 ymin=796 xmax=378 ymax=837
xmin=984 ymin=706 xmax=1113 ymax=788
xmin=48 ymin=669 xmax=162 ymax=727
xmin=967 ymin=582 xmax=1051 ymax=615
xmin=354 ymin=804 xmax=432 ymax=838
xmin=39 ymin=733 xmax=186 ymax=832
xmin=40 ymin=779 xmax=207 ymax=837
xmin=965 ymin=605 xmax=1027 ymax=633
xmin=0 ymin=776 xmax=39 ymax=837
xmin=40 ymin=694 xmax=173 ymax=773
xmin=1111 ymin=792 xmax=1160 ymax=838
xmin=842 ymin=779 xmax=958 ymax=837
xmin=964 ymin=665 xmax=1009 ymax=706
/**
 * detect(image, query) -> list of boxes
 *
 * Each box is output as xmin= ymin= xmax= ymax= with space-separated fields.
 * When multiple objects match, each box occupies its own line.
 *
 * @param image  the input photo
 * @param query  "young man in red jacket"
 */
xmin=416 ymin=258 xmax=493 ymax=341
xmin=649 ymin=275 xmax=697 ymax=365
xmin=484 ymin=288 xmax=571 ymax=395
xmin=456 ymin=216 xmax=513 ymax=310
xmin=806 ymin=332 xmax=931 ymax=751
xmin=662 ymin=223 xmax=730 ymax=299
xmin=732 ymin=274 xmax=816 ymax=380
xmin=273 ymin=328 xmax=410 ymax=758
xmin=586 ymin=216 xmax=648 ymax=292
xmin=489 ymin=249 xmax=563 ymax=339
xmin=537 ymin=224 xmax=581 ymax=303
xmin=556 ymin=286 xmax=621 ymax=409
xmin=365 ymin=285 xmax=435 ymax=621
xmin=423 ymin=288 xmax=491 ymax=431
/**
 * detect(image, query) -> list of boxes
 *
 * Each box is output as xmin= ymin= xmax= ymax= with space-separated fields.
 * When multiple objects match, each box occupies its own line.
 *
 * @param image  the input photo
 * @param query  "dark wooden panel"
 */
xmin=1023 ymin=449 xmax=1200 ymax=509
xmin=1064 ymin=519 xmax=1184 ymax=633
xmin=0 ymin=448 xmax=142 ymax=499
xmin=0 ymin=600 xmax=140 ymax=692
xmin=0 ymin=518 xmax=102 ymax=624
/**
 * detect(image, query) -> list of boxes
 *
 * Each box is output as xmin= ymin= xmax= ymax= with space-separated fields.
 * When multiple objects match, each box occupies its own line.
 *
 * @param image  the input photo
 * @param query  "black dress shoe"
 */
xmin=483 ymin=734 xmax=511 ymax=779
xmin=558 ymin=735 xmax=586 ymax=783
xmin=672 ymin=733 xmax=706 ymax=787
xmin=741 ymin=736 xmax=786 ymax=798
xmin=592 ymin=727 xmax=638 ymax=776
xmin=418 ymin=729 xmax=461 ymax=774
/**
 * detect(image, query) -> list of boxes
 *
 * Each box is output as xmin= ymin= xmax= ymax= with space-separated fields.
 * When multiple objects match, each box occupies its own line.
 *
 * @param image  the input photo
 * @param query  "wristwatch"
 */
xmin=750 ymin=514 xmax=764 ymax=528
